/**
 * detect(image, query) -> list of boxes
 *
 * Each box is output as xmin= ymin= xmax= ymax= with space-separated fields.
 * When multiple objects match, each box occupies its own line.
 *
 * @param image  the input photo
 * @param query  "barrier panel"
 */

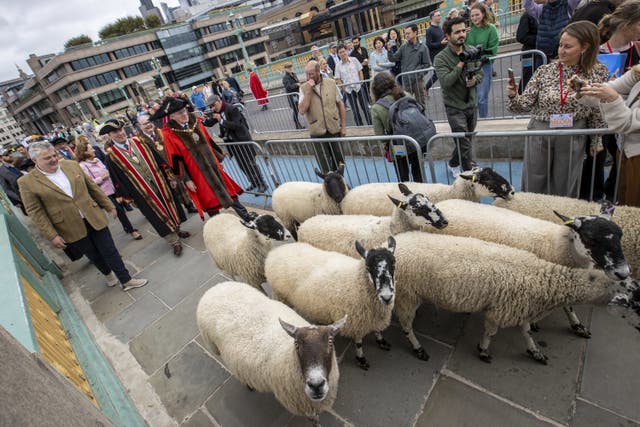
xmin=426 ymin=128 xmax=616 ymax=202
xmin=242 ymin=93 xmax=308 ymax=134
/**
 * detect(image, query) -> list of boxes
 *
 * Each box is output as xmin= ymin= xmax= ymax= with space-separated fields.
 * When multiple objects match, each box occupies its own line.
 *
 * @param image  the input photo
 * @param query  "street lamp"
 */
xmin=150 ymin=56 xmax=169 ymax=90
xmin=229 ymin=11 xmax=252 ymax=81
xmin=74 ymin=100 xmax=89 ymax=122
xmin=91 ymin=91 xmax=106 ymax=118
xmin=114 ymin=77 xmax=133 ymax=108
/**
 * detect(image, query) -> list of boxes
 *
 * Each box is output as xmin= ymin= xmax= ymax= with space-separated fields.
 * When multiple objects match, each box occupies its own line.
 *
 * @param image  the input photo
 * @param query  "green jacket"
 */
xmin=466 ymin=24 xmax=499 ymax=56
xmin=434 ymin=45 xmax=484 ymax=110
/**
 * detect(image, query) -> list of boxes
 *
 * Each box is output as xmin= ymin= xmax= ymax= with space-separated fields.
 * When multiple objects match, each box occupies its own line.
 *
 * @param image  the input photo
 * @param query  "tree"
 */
xmin=144 ymin=15 xmax=161 ymax=29
xmin=64 ymin=35 xmax=93 ymax=49
xmin=99 ymin=16 xmax=146 ymax=39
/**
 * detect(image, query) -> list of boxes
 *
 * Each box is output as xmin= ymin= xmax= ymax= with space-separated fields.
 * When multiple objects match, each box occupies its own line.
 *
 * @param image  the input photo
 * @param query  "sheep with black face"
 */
xmin=197 ymin=282 xmax=346 ymax=427
xmin=341 ymin=167 xmax=515 ymax=217
xmin=203 ymin=212 xmax=291 ymax=289
xmin=272 ymin=164 xmax=348 ymax=240
xmin=265 ymin=238 xmax=396 ymax=370
xmin=298 ymin=183 xmax=448 ymax=258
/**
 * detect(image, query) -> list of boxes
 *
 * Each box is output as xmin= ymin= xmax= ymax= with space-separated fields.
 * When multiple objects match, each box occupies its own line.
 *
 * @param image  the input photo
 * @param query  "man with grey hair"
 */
xmin=18 ymin=141 xmax=147 ymax=291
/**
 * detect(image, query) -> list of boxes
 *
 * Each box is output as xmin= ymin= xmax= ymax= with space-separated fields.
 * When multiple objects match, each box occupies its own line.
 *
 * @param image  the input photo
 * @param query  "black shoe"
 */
xmin=177 ymin=230 xmax=191 ymax=239
xmin=245 ymin=184 xmax=257 ymax=192
xmin=295 ymin=124 xmax=305 ymax=130
xmin=187 ymin=206 xmax=198 ymax=214
xmin=173 ymin=243 xmax=183 ymax=256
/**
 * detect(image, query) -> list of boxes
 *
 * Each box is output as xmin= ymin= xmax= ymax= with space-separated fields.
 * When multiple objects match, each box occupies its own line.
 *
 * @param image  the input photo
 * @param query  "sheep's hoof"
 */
xmin=477 ymin=345 xmax=492 ymax=363
xmin=413 ymin=347 xmax=430 ymax=361
xmin=530 ymin=322 xmax=540 ymax=332
xmin=527 ymin=349 xmax=549 ymax=365
xmin=376 ymin=338 xmax=391 ymax=351
xmin=571 ymin=323 xmax=591 ymax=339
xmin=246 ymin=384 xmax=255 ymax=392
xmin=355 ymin=356 xmax=370 ymax=370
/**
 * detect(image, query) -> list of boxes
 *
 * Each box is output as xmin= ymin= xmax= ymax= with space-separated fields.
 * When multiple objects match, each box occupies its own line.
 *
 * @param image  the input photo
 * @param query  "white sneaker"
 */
xmin=105 ymin=272 xmax=119 ymax=287
xmin=121 ymin=278 xmax=148 ymax=291
xmin=448 ymin=164 xmax=462 ymax=179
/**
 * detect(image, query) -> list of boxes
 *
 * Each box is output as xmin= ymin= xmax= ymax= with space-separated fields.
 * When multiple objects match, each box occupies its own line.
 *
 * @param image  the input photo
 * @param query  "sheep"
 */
xmin=197 ymin=281 xmax=347 ymax=426
xmin=341 ymin=167 xmax=515 ymax=217
xmin=265 ymin=238 xmax=397 ymax=370
xmin=272 ymin=164 xmax=348 ymax=239
xmin=427 ymin=198 xmax=630 ymax=337
xmin=494 ymin=194 xmax=640 ymax=278
xmin=391 ymin=231 xmax=617 ymax=364
xmin=203 ymin=212 xmax=291 ymax=289
xmin=298 ymin=183 xmax=448 ymax=258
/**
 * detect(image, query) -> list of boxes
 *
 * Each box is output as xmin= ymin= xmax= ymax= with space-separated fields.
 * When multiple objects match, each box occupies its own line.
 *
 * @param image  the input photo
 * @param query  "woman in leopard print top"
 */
xmin=506 ymin=21 xmax=608 ymax=198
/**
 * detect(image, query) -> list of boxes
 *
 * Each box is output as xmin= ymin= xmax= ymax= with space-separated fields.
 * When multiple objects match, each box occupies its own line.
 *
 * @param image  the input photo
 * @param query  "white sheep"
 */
xmin=494 ymin=193 xmax=640 ymax=278
xmin=341 ymin=167 xmax=515 ymax=217
xmin=197 ymin=281 xmax=346 ymax=427
xmin=298 ymin=183 xmax=448 ymax=258
xmin=203 ymin=212 xmax=291 ymax=289
xmin=272 ymin=165 xmax=348 ymax=239
xmin=427 ymin=198 xmax=630 ymax=337
xmin=265 ymin=238 xmax=396 ymax=370
xmin=391 ymin=231 xmax=616 ymax=364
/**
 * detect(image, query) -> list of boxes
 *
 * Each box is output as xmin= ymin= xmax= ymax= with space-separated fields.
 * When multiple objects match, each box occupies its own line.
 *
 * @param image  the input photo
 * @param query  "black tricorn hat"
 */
xmin=150 ymin=96 xmax=189 ymax=121
xmin=50 ymin=136 xmax=68 ymax=146
xmin=98 ymin=118 xmax=126 ymax=135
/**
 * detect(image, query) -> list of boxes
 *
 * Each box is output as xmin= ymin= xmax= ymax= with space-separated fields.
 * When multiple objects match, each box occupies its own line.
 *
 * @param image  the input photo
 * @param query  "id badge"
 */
xmin=549 ymin=113 xmax=574 ymax=128
xmin=392 ymin=144 xmax=406 ymax=157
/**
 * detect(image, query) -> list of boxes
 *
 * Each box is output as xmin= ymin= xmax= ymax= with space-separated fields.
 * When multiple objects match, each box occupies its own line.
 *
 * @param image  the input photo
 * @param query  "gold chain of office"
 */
xmin=169 ymin=121 xmax=201 ymax=142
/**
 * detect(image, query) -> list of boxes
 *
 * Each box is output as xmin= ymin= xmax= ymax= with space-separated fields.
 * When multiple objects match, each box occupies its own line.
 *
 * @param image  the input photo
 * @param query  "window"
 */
xmin=167 ymin=47 xmax=202 ymax=63
xmin=219 ymin=50 xmax=242 ymax=65
xmin=214 ymin=35 xmax=238 ymax=50
xmin=243 ymin=15 xmax=257 ymax=25
xmin=150 ymin=40 xmax=162 ymax=50
xmin=242 ymin=29 xmax=261 ymax=41
xmin=207 ymin=22 xmax=228 ymax=34
xmin=70 ymin=53 xmax=111 ymax=71
xmin=80 ymin=70 xmax=119 ymax=90
xmin=113 ymin=44 xmax=149 ymax=60
xmin=246 ymin=43 xmax=266 ymax=56
xmin=94 ymin=89 xmax=127 ymax=108
xmin=122 ymin=61 xmax=154 ymax=78
xmin=159 ymin=32 xmax=197 ymax=49
xmin=173 ymin=63 xmax=205 ymax=81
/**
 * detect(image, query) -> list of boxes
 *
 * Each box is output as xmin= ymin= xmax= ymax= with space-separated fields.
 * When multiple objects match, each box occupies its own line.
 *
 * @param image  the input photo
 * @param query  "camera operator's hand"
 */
xmin=466 ymin=76 xmax=477 ymax=88
xmin=506 ymin=80 xmax=518 ymax=98
xmin=457 ymin=61 xmax=465 ymax=69
xmin=212 ymin=113 xmax=222 ymax=122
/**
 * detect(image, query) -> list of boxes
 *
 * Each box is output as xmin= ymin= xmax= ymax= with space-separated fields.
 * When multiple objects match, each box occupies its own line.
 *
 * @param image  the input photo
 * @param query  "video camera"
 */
xmin=459 ymin=45 xmax=491 ymax=102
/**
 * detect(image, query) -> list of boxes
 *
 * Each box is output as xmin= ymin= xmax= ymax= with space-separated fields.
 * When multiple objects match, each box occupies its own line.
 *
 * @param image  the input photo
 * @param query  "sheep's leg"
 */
xmin=308 ymin=413 xmax=320 ymax=427
xmin=521 ymin=323 xmax=548 ymax=365
xmin=246 ymin=384 xmax=255 ymax=392
xmin=395 ymin=297 xmax=429 ymax=360
xmin=563 ymin=306 xmax=591 ymax=338
xmin=374 ymin=331 xmax=391 ymax=351
xmin=354 ymin=338 xmax=370 ymax=370
xmin=477 ymin=319 xmax=498 ymax=363
xmin=529 ymin=322 xmax=540 ymax=332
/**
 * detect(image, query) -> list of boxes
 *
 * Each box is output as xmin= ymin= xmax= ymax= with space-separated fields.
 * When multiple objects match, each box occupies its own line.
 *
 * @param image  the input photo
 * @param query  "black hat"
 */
xmin=50 ymin=136 xmax=68 ymax=146
xmin=98 ymin=118 xmax=126 ymax=136
xmin=149 ymin=96 xmax=189 ymax=121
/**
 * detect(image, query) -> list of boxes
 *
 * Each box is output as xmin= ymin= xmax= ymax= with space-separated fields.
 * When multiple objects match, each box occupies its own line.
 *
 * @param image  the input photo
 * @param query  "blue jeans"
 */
xmin=477 ymin=62 xmax=492 ymax=118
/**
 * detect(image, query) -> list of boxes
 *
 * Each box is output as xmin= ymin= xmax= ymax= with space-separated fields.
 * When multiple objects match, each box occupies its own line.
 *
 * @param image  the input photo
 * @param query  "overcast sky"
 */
xmin=0 ymin=0 xmax=179 ymax=83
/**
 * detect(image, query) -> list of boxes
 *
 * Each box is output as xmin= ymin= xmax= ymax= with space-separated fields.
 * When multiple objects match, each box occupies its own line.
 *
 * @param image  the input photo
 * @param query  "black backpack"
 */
xmin=376 ymin=96 xmax=437 ymax=153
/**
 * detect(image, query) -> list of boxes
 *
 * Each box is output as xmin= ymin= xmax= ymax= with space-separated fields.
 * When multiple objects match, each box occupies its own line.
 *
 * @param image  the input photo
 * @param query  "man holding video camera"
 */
xmin=434 ymin=16 xmax=485 ymax=177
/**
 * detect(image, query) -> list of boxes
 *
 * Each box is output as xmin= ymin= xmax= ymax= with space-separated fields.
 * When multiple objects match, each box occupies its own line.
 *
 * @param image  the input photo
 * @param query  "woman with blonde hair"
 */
xmin=467 ymin=2 xmax=499 ymax=118
xmin=506 ymin=21 xmax=609 ymax=197
xmin=75 ymin=136 xmax=142 ymax=240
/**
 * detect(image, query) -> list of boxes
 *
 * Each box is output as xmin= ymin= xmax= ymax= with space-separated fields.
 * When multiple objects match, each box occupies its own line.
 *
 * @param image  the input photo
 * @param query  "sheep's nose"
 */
xmin=440 ymin=219 xmax=449 ymax=227
xmin=380 ymin=294 xmax=394 ymax=305
xmin=307 ymin=378 xmax=326 ymax=391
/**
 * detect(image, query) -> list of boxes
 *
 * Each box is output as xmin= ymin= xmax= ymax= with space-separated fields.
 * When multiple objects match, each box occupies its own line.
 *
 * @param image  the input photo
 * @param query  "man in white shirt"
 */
xmin=334 ymin=44 xmax=372 ymax=126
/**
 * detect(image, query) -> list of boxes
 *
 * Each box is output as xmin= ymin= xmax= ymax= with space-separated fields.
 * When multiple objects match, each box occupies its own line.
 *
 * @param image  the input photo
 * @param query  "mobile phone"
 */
xmin=507 ymin=68 xmax=515 ymax=85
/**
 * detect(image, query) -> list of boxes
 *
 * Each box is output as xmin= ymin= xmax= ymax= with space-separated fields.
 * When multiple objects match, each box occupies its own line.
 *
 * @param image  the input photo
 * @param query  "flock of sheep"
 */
xmin=196 ymin=166 xmax=640 ymax=426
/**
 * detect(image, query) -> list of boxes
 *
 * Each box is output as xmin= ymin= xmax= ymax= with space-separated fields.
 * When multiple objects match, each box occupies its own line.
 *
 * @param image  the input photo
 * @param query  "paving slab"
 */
xmin=417 ymin=375 xmax=556 ymax=427
xmin=579 ymin=305 xmax=640 ymax=422
xmin=205 ymin=377 xmax=292 ymax=427
xmin=182 ymin=410 xmax=218 ymax=427
xmin=411 ymin=302 xmax=468 ymax=346
xmin=90 ymin=286 xmax=135 ymax=322
xmin=128 ymin=235 xmax=176 ymax=267
xmin=104 ymin=291 xmax=169 ymax=342
xmin=571 ymin=399 xmax=640 ymax=427
xmin=446 ymin=307 xmax=591 ymax=425
xmin=286 ymin=412 xmax=346 ymax=427
xmin=150 ymin=341 xmax=230 ymax=423
xmin=333 ymin=325 xmax=451 ymax=427
xmin=129 ymin=277 xmax=221 ymax=375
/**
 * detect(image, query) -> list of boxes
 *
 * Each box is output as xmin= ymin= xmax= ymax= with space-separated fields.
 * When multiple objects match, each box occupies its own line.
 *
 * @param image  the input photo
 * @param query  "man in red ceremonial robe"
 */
xmin=248 ymin=68 xmax=269 ymax=110
xmin=100 ymin=119 xmax=190 ymax=256
xmin=152 ymin=97 xmax=251 ymax=220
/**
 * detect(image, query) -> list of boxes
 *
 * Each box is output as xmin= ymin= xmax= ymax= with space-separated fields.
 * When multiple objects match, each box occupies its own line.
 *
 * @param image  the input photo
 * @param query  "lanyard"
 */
xmin=605 ymin=42 xmax=634 ymax=71
xmin=558 ymin=63 xmax=580 ymax=110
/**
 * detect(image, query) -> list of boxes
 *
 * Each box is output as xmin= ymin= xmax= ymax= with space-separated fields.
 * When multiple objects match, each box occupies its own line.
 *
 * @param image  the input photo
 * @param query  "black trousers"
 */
xmin=394 ymin=149 xmax=425 ymax=182
xmin=312 ymin=132 xmax=345 ymax=174
xmin=66 ymin=220 xmax=131 ymax=284
xmin=229 ymin=145 xmax=266 ymax=188
xmin=580 ymin=134 xmax=618 ymax=201
xmin=345 ymin=89 xmax=371 ymax=126
xmin=287 ymin=95 xmax=303 ymax=127
xmin=108 ymin=194 xmax=134 ymax=234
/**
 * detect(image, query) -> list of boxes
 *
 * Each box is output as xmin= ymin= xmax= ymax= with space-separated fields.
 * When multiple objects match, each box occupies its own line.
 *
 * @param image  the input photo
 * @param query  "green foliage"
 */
xmin=98 ymin=16 xmax=146 ymax=39
xmin=144 ymin=15 xmax=162 ymax=28
xmin=64 ymin=35 xmax=93 ymax=49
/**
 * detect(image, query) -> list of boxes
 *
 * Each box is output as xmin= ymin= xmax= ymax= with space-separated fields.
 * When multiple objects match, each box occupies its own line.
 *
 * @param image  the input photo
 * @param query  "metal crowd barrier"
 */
xmin=242 ymin=92 xmax=308 ymax=135
xmin=426 ymin=128 xmax=617 ymax=202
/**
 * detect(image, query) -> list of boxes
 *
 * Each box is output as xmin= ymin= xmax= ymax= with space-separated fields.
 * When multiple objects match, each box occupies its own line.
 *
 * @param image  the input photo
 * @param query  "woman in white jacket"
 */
xmin=580 ymin=64 xmax=640 ymax=207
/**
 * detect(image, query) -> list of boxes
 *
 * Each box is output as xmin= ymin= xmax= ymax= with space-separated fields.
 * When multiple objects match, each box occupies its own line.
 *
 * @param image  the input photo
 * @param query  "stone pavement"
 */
xmin=58 ymin=202 xmax=640 ymax=427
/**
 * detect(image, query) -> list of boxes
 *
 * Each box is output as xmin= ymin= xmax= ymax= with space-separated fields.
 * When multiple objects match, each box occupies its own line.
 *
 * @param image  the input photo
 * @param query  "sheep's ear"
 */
xmin=240 ymin=219 xmax=257 ymax=230
xmin=387 ymin=236 xmax=396 ymax=254
xmin=388 ymin=195 xmax=406 ymax=210
xmin=279 ymin=318 xmax=297 ymax=338
xmin=314 ymin=168 xmax=326 ymax=179
xmin=398 ymin=183 xmax=412 ymax=196
xmin=458 ymin=170 xmax=478 ymax=183
xmin=337 ymin=163 xmax=345 ymax=176
xmin=554 ymin=210 xmax=581 ymax=230
xmin=355 ymin=240 xmax=367 ymax=259
xmin=599 ymin=200 xmax=615 ymax=220
xmin=329 ymin=315 xmax=348 ymax=337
